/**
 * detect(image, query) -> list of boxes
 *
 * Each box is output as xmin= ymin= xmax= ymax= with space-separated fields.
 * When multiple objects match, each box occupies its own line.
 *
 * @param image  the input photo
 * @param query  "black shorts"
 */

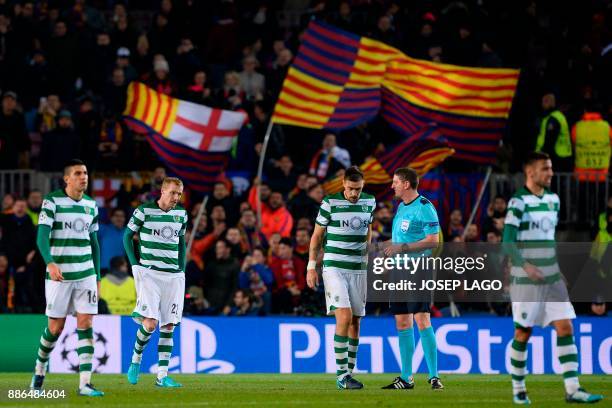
xmin=389 ymin=301 xmax=430 ymax=315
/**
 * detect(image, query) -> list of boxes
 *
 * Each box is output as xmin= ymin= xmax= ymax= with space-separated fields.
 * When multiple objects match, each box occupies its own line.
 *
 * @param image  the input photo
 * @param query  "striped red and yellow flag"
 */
xmin=322 ymin=126 xmax=454 ymax=195
xmin=272 ymin=21 xmax=519 ymax=164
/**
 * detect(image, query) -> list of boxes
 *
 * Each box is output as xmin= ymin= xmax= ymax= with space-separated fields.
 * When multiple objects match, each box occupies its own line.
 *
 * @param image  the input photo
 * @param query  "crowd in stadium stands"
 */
xmin=0 ymin=0 xmax=611 ymax=316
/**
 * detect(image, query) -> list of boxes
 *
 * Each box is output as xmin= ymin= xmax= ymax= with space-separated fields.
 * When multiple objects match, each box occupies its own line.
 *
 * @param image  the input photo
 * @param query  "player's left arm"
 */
xmin=90 ymin=206 xmax=101 ymax=282
xmin=90 ymin=232 xmax=101 ymax=281
xmin=89 ymin=206 xmax=101 ymax=297
xmin=178 ymin=210 xmax=188 ymax=271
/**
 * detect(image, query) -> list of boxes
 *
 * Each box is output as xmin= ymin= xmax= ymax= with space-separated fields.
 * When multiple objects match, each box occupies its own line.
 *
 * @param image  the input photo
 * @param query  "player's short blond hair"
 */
xmin=162 ymin=177 xmax=183 ymax=189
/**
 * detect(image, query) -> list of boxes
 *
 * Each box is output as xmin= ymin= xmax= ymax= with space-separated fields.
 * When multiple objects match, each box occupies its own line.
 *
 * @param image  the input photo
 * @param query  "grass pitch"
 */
xmin=0 ymin=373 xmax=610 ymax=407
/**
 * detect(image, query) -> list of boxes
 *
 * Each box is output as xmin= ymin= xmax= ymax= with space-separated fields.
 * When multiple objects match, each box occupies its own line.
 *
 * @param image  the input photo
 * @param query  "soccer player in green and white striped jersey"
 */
xmin=503 ymin=152 xmax=603 ymax=405
xmin=30 ymin=159 xmax=104 ymax=397
xmin=307 ymin=166 xmax=375 ymax=390
xmin=124 ymin=177 xmax=187 ymax=388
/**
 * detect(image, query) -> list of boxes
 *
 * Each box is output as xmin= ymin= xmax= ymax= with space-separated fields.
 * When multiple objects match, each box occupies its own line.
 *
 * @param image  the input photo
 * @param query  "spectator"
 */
xmin=103 ymin=67 xmax=128 ymax=115
xmin=190 ymin=212 xmax=226 ymax=272
xmin=0 ymin=91 xmax=29 ymax=169
xmin=111 ymin=14 xmax=137 ymax=52
xmin=267 ymin=155 xmax=298 ymax=197
xmin=267 ymin=232 xmax=282 ymax=264
xmin=39 ymin=110 xmax=80 ymax=171
xmin=217 ymin=71 xmax=244 ymax=109
xmin=252 ymin=100 xmax=285 ymax=158
xmin=267 ymin=48 xmax=292 ymax=98
xmin=183 ymin=70 xmax=213 ymax=105
xmin=370 ymin=15 xmax=399 ymax=47
xmin=239 ymin=247 xmax=273 ymax=315
xmin=115 ymin=47 xmax=138 ymax=83
xmin=99 ymin=256 xmax=136 ymax=315
xmin=294 ymin=228 xmax=310 ymax=263
xmin=25 ymin=189 xmax=43 ymax=226
xmin=85 ymin=31 xmax=114 ymax=93
xmin=372 ymin=204 xmax=393 ymax=242
xmin=133 ymin=34 xmax=152 ymax=77
xmin=236 ymin=208 xmax=268 ymax=254
xmin=96 ymin=112 xmax=131 ymax=171
xmin=226 ymin=227 xmax=248 ymax=261
xmin=288 ymin=183 xmax=323 ymax=222
xmin=589 ymin=297 xmax=609 ymax=317
xmin=332 ymin=1 xmax=360 ymax=33
xmin=206 ymin=181 xmax=240 ymax=226
xmin=174 ymin=37 xmax=201 ymax=89
xmin=270 ymin=237 xmax=306 ymax=314
xmin=23 ymin=50 xmax=51 ymax=110
xmin=75 ymin=95 xmax=101 ymax=167
xmin=446 ymin=209 xmax=464 ymax=239
xmin=184 ymin=285 xmax=211 ymax=316
xmin=0 ymin=198 xmax=36 ymax=277
xmin=0 ymin=198 xmax=36 ymax=311
xmin=535 ymin=91 xmax=572 ymax=171
xmin=249 ymin=186 xmax=294 ymax=239
xmin=141 ymin=166 xmax=166 ymax=202
xmin=0 ymin=253 xmax=8 ymax=311
xmin=464 ymin=223 xmax=481 ymax=242
xmin=222 ymin=288 xmax=261 ymax=316
xmin=46 ymin=20 xmax=78 ymax=99
xmin=98 ymin=208 xmax=127 ymax=273
xmin=486 ymin=229 xmax=502 ymax=243
xmin=148 ymin=13 xmax=178 ymax=58
xmin=295 ymin=217 xmax=314 ymax=234
xmin=145 ymin=57 xmax=177 ymax=96
xmin=204 ymin=239 xmax=240 ymax=313
xmin=35 ymin=93 xmax=61 ymax=134
xmin=1 ymin=194 xmax=15 ymax=214
xmin=208 ymin=204 xmax=228 ymax=237
xmin=238 ymin=55 xmax=265 ymax=101
xmin=309 ymin=133 xmax=351 ymax=181
xmin=483 ymin=195 xmax=507 ymax=234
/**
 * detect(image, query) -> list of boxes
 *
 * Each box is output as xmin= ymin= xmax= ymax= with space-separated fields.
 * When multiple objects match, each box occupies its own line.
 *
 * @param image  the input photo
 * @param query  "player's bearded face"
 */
xmin=532 ymin=159 xmax=553 ymax=188
xmin=343 ymin=180 xmax=364 ymax=203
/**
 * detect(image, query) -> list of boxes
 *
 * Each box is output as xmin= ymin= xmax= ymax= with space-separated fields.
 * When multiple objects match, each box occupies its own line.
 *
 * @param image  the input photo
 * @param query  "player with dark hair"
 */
xmin=382 ymin=167 xmax=443 ymax=391
xmin=504 ymin=152 xmax=603 ymax=404
xmin=307 ymin=165 xmax=376 ymax=389
xmin=30 ymin=159 xmax=104 ymax=396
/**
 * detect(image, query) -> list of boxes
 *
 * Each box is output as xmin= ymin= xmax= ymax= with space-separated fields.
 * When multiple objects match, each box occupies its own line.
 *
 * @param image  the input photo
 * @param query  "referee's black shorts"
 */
xmin=389 ymin=301 xmax=430 ymax=315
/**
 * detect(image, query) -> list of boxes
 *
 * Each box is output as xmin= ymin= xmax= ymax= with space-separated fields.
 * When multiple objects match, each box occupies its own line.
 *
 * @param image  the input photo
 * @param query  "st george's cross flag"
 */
xmin=123 ymin=82 xmax=248 ymax=193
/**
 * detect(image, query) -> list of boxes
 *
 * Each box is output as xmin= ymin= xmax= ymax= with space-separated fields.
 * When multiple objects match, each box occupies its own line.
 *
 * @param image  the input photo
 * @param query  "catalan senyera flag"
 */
xmin=322 ymin=126 xmax=455 ymax=195
xmin=123 ymin=82 xmax=247 ymax=193
xmin=272 ymin=21 xmax=519 ymax=164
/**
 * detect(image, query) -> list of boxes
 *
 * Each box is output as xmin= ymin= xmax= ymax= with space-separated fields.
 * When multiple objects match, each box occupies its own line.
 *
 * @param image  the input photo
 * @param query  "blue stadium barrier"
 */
xmin=41 ymin=316 xmax=611 ymax=375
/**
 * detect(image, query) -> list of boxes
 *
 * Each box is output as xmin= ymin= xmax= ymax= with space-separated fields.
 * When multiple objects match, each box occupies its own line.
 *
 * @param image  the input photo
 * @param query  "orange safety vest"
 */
xmin=571 ymin=113 xmax=612 ymax=182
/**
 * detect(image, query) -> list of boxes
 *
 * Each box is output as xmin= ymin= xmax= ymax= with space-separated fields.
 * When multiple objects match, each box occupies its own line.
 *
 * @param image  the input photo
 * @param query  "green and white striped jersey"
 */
xmin=127 ymin=201 xmax=188 ymax=273
xmin=39 ymin=189 xmax=99 ymax=281
xmin=316 ymin=192 xmax=375 ymax=274
xmin=504 ymin=186 xmax=560 ymax=283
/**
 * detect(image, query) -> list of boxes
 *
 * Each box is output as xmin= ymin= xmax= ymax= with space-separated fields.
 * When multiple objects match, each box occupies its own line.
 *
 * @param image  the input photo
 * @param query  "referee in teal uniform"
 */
xmin=381 ymin=167 xmax=443 ymax=390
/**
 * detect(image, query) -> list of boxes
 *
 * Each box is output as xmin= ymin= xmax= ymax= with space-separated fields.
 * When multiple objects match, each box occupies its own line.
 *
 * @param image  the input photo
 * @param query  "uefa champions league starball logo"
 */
xmin=59 ymin=329 xmax=111 ymax=373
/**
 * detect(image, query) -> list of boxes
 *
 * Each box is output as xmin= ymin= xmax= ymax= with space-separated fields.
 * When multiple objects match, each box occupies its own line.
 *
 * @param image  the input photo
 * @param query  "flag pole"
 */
xmin=187 ymin=195 xmax=209 ymax=255
xmin=255 ymin=120 xmax=274 ymax=228
xmin=461 ymin=166 xmax=493 ymax=240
